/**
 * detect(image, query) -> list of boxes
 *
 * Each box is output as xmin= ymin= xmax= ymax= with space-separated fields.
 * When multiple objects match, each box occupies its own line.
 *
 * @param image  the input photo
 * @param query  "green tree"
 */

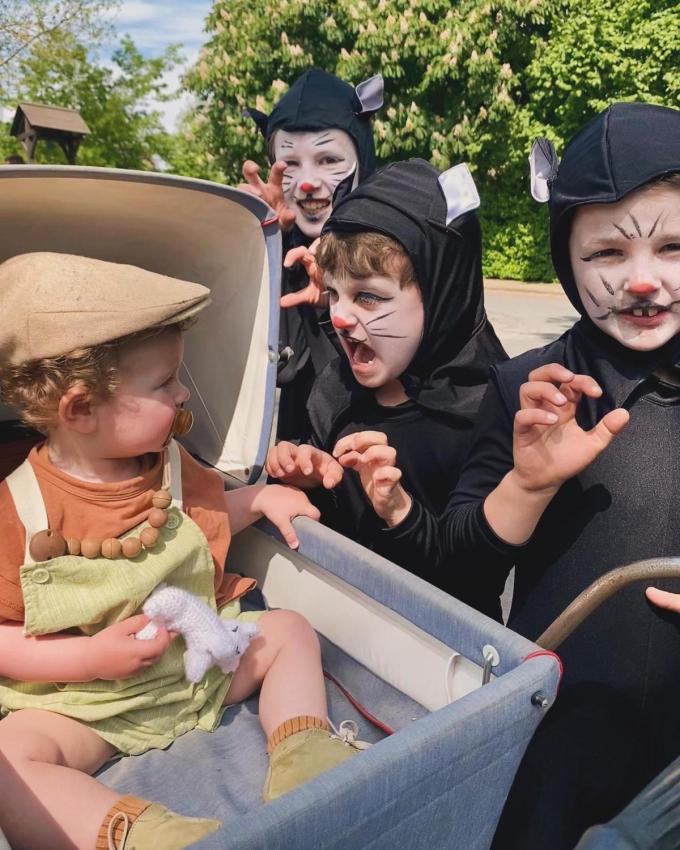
xmin=185 ymin=0 xmax=679 ymax=281
xmin=1 ymin=29 xmax=181 ymax=169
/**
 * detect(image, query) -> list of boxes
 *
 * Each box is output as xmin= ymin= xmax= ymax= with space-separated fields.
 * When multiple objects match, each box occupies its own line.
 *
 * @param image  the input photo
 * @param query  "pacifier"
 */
xmin=172 ymin=406 xmax=194 ymax=437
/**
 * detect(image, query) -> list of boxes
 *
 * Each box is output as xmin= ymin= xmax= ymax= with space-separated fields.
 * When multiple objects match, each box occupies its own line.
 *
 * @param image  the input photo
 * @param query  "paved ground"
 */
xmin=484 ymin=279 xmax=579 ymax=357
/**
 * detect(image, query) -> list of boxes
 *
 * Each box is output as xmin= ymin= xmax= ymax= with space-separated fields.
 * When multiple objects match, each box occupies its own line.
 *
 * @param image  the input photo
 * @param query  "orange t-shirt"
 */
xmin=0 ymin=443 xmax=254 ymax=622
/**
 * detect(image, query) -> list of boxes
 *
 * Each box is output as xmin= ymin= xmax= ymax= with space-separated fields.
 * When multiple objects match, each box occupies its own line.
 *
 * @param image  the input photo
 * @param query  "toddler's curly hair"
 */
xmin=0 ymin=322 xmax=189 ymax=434
xmin=316 ymin=231 xmax=419 ymax=290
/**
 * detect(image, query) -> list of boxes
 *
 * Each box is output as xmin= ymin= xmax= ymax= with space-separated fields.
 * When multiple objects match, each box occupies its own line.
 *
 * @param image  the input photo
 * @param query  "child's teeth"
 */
xmin=648 ymin=307 xmax=658 ymax=317
xmin=633 ymin=308 xmax=643 ymax=317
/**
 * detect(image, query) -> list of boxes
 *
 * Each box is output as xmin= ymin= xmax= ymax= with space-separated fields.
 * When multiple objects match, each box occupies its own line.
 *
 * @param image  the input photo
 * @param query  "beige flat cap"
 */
xmin=0 ymin=252 xmax=211 ymax=366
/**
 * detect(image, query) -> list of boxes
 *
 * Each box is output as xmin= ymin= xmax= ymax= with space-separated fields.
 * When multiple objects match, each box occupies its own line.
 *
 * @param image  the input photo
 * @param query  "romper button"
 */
xmin=32 ymin=568 xmax=50 ymax=584
xmin=165 ymin=513 xmax=180 ymax=530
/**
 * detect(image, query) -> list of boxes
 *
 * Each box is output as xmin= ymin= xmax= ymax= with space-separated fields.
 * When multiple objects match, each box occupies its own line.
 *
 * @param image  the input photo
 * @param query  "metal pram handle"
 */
xmin=536 ymin=558 xmax=680 ymax=651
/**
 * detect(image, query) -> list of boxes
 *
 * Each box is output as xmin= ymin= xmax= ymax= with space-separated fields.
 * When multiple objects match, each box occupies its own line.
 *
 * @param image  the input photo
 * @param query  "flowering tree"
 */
xmin=186 ymin=0 xmax=679 ymax=281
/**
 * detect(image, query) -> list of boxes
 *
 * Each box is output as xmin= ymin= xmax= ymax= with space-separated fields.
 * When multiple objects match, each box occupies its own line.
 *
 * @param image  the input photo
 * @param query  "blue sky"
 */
xmin=105 ymin=0 xmax=214 ymax=129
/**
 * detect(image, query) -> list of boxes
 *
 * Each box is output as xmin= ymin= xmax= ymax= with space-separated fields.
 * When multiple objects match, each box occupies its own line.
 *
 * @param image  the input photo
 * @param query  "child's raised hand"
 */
xmin=511 ymin=364 xmax=630 ymax=494
xmin=238 ymin=160 xmax=297 ymax=231
xmin=252 ymin=483 xmax=321 ymax=549
xmin=333 ymin=431 xmax=413 ymax=528
xmin=645 ymin=587 xmax=680 ymax=613
xmin=266 ymin=441 xmax=343 ymax=490
xmin=86 ymin=615 xmax=174 ymax=680
xmin=280 ymin=240 xmax=325 ymax=309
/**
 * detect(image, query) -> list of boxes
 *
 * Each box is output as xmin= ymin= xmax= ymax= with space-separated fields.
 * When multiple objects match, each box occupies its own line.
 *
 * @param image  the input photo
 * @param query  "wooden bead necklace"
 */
xmin=29 ymin=489 xmax=173 ymax=562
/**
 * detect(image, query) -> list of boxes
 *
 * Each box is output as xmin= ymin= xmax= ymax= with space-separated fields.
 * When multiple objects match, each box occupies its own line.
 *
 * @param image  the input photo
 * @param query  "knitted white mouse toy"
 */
xmin=135 ymin=584 xmax=259 ymax=683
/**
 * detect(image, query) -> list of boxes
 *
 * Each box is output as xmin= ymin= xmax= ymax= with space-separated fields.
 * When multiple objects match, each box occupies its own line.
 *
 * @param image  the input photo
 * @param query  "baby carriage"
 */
xmin=0 ymin=164 xmax=561 ymax=850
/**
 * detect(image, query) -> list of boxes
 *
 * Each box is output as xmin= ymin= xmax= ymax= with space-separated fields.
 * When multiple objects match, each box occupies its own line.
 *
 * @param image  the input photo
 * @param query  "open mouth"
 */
xmin=296 ymin=198 xmax=331 ymax=216
xmin=342 ymin=335 xmax=376 ymax=367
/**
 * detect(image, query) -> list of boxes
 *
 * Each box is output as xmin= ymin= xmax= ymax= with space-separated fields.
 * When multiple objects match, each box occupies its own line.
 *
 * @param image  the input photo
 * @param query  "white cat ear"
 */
xmin=438 ymin=163 xmax=480 ymax=225
xmin=529 ymin=138 xmax=559 ymax=203
xmin=354 ymin=74 xmax=384 ymax=115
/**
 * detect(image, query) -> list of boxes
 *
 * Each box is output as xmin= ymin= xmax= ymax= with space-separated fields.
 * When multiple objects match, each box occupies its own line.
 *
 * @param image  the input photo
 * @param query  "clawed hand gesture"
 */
xmin=333 ymin=431 xmax=412 ymax=528
xmin=239 ymin=160 xmax=296 ymax=231
xmin=266 ymin=441 xmax=344 ymax=490
xmin=280 ymin=240 xmax=325 ymax=309
xmin=512 ymin=364 xmax=630 ymax=495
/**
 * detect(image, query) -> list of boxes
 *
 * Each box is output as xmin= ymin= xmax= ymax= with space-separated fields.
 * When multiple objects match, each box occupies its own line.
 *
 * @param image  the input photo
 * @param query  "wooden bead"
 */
xmin=66 ymin=538 xmax=81 ymax=556
xmin=148 ymin=508 xmax=168 ymax=528
xmin=121 ymin=537 xmax=143 ymax=558
xmin=102 ymin=538 xmax=123 ymax=559
xmin=152 ymin=490 xmax=172 ymax=509
xmin=81 ymin=538 xmax=102 ymax=559
xmin=29 ymin=530 xmax=67 ymax=562
xmin=140 ymin=527 xmax=160 ymax=548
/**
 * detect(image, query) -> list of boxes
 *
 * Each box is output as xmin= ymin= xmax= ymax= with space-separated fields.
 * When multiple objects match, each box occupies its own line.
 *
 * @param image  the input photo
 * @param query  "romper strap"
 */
xmin=162 ymin=439 xmax=183 ymax=510
xmin=5 ymin=460 xmax=49 ymax=565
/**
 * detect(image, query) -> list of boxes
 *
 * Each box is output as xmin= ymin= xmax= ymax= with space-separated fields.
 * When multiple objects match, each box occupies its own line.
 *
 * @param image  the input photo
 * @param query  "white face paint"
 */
xmin=570 ymin=185 xmax=680 ymax=351
xmin=273 ymin=129 xmax=358 ymax=238
xmin=327 ymin=273 xmax=424 ymax=400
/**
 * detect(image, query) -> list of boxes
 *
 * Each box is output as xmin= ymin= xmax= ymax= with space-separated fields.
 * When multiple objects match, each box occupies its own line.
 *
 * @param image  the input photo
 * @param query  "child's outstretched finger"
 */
xmin=589 ymin=408 xmax=629 ymax=448
xmin=358 ymin=444 xmax=397 ymax=469
xmin=372 ymin=465 xmax=402 ymax=496
xmin=283 ymin=245 xmax=310 ymax=269
xmin=519 ymin=381 xmax=568 ymax=409
xmin=646 ymin=587 xmax=680 ymax=613
xmin=318 ymin=454 xmax=344 ymax=488
xmin=332 ymin=431 xmax=388 ymax=458
xmin=527 ymin=363 xmax=575 ymax=385
xmin=242 ymin=160 xmax=266 ymax=191
xmin=268 ymin=441 xmax=298 ymax=476
xmin=296 ymin=443 xmax=316 ymax=476
xmin=561 ymin=374 xmax=602 ymax=402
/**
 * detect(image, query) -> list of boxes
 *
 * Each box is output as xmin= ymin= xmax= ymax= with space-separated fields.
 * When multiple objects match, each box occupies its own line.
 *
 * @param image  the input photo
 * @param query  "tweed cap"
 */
xmin=0 ymin=252 xmax=211 ymax=366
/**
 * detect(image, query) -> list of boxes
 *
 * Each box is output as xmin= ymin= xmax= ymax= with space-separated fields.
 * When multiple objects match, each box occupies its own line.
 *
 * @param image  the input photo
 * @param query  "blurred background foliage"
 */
xmin=1 ymin=0 xmax=678 ymax=280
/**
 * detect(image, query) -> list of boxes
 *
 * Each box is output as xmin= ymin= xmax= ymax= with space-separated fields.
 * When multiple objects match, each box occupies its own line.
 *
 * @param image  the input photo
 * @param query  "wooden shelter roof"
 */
xmin=10 ymin=102 xmax=90 ymax=136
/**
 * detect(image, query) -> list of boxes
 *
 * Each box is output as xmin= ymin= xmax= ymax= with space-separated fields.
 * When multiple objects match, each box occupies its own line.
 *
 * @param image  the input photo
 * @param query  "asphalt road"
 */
xmin=484 ymin=282 xmax=579 ymax=357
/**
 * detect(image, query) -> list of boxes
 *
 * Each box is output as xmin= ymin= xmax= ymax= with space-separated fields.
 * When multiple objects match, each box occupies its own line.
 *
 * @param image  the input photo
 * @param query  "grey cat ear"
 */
xmin=354 ymin=74 xmax=384 ymax=115
xmin=529 ymin=138 xmax=559 ymax=203
xmin=438 ymin=163 xmax=480 ymax=225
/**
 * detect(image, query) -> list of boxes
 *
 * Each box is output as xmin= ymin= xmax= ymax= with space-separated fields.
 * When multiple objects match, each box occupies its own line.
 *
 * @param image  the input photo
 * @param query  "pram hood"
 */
xmin=0 ymin=165 xmax=281 ymax=482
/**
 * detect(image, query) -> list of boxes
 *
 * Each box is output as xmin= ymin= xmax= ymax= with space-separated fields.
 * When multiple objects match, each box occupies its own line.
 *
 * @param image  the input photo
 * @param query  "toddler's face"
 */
xmin=94 ymin=329 xmax=190 ymax=457
xmin=273 ymin=129 xmax=358 ymax=238
xmin=326 ymin=272 xmax=424 ymax=390
xmin=570 ymin=185 xmax=680 ymax=351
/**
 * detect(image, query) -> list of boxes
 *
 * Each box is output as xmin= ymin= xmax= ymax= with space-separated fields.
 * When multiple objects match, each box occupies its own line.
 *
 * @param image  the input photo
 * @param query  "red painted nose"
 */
xmin=299 ymin=182 xmax=317 ymax=194
xmin=627 ymin=282 xmax=658 ymax=295
xmin=331 ymin=314 xmax=353 ymax=330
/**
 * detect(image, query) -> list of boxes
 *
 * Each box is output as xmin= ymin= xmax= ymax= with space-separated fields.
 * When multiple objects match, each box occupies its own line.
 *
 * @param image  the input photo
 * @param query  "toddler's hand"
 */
xmin=511 ymin=363 xmax=629 ymax=495
xmin=86 ymin=615 xmax=174 ymax=680
xmin=280 ymin=240 xmax=325 ymax=309
xmin=238 ymin=160 xmax=296 ymax=231
xmin=646 ymin=587 xmax=680 ymax=613
xmin=253 ymin=483 xmax=321 ymax=549
xmin=333 ymin=431 xmax=412 ymax=528
xmin=266 ymin=441 xmax=343 ymax=490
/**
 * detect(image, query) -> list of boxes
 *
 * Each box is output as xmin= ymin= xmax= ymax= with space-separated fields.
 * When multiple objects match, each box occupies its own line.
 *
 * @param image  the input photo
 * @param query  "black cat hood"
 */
xmin=322 ymin=158 xmax=507 ymax=420
xmin=538 ymin=103 xmax=680 ymax=313
xmin=246 ymin=68 xmax=382 ymax=182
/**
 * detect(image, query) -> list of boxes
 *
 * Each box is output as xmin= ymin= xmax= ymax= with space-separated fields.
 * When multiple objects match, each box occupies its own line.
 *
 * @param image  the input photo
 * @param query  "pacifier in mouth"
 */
xmin=171 ymin=407 xmax=194 ymax=437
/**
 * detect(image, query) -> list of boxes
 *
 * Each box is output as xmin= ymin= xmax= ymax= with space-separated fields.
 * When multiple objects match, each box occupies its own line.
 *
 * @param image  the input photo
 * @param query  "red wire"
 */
xmin=523 ymin=649 xmax=564 ymax=686
xmin=323 ymin=669 xmax=394 ymax=736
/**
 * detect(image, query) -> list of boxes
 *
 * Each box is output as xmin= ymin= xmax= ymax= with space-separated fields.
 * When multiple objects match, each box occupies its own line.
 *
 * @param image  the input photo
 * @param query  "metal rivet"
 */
xmin=531 ymin=690 xmax=550 ymax=709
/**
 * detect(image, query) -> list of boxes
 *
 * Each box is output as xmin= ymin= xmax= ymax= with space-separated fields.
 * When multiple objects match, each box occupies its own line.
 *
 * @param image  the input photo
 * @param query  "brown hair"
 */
xmin=646 ymin=172 xmax=680 ymax=192
xmin=316 ymin=231 xmax=419 ymax=290
xmin=0 ymin=322 xmax=189 ymax=434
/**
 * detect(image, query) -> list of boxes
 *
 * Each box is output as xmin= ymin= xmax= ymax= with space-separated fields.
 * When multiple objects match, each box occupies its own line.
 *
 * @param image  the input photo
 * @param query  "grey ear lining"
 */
xmin=437 ymin=163 xmax=481 ymax=226
xmin=529 ymin=138 xmax=559 ymax=203
xmin=354 ymin=74 xmax=384 ymax=115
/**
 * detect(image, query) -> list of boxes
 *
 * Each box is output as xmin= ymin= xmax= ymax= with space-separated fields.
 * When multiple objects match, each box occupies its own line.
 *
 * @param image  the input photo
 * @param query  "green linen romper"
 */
xmin=0 ymin=440 xmax=262 ymax=755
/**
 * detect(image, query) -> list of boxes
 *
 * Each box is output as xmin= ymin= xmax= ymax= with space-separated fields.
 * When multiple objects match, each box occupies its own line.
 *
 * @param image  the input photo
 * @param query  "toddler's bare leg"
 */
xmin=0 ymin=708 xmax=119 ymax=850
xmin=224 ymin=610 xmax=327 ymax=736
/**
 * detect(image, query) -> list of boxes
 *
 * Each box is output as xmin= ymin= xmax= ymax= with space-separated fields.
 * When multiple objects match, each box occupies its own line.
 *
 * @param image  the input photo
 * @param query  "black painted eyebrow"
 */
xmin=313 ymin=133 xmax=334 ymax=146
xmin=370 ymin=332 xmax=408 ymax=338
xmin=629 ymin=213 xmax=642 ymax=238
xmin=613 ymin=223 xmax=632 ymax=240
xmin=648 ymin=212 xmax=663 ymax=238
xmin=279 ymin=140 xmax=294 ymax=149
